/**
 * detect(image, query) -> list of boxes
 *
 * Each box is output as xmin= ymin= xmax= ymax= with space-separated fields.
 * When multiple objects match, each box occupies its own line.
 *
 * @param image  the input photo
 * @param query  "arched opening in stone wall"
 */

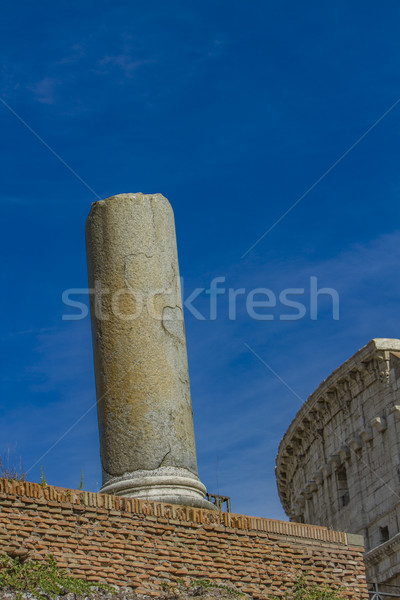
xmin=336 ymin=465 xmax=350 ymax=508
xmin=379 ymin=525 xmax=389 ymax=543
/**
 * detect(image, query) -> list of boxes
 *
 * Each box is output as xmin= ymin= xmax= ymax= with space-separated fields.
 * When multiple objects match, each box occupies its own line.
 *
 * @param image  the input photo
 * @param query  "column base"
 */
xmin=100 ymin=466 xmax=217 ymax=510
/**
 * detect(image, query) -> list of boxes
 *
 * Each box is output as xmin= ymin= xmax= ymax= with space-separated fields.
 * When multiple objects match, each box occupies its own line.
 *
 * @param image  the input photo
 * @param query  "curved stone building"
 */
xmin=276 ymin=339 xmax=400 ymax=594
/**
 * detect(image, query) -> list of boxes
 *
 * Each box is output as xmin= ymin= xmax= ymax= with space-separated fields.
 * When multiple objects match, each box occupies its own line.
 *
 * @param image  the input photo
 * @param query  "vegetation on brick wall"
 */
xmin=161 ymin=577 xmax=245 ymax=598
xmin=0 ymin=448 xmax=26 ymax=482
xmin=0 ymin=480 xmax=368 ymax=599
xmin=0 ymin=554 xmax=113 ymax=599
xmin=269 ymin=576 xmax=343 ymax=600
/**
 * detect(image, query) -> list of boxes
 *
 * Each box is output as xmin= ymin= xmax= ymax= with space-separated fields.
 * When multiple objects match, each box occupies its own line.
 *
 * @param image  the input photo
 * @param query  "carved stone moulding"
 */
xmin=321 ymin=463 xmax=332 ymax=478
xmin=391 ymin=405 xmax=400 ymax=420
xmin=370 ymin=416 xmax=387 ymax=433
xmin=338 ymin=445 xmax=351 ymax=462
xmin=348 ymin=435 xmax=362 ymax=451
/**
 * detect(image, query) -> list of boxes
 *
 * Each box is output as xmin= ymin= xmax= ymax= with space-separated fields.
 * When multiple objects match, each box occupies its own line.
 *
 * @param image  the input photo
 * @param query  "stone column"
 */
xmin=86 ymin=193 xmax=214 ymax=508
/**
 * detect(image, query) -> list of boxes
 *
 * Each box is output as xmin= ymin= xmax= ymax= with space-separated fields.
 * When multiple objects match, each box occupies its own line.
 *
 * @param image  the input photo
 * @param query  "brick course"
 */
xmin=0 ymin=479 xmax=368 ymax=598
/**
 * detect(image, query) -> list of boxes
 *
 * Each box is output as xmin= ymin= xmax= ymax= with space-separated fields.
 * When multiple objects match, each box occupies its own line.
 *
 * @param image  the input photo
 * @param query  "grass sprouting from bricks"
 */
xmin=161 ymin=578 xmax=246 ymax=598
xmin=0 ymin=554 xmax=114 ymax=599
xmin=268 ymin=576 xmax=343 ymax=600
xmin=0 ymin=448 xmax=26 ymax=482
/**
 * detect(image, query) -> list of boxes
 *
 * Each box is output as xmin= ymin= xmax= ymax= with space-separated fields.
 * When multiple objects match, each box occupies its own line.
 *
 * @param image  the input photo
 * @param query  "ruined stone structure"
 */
xmin=86 ymin=193 xmax=213 ymax=509
xmin=0 ymin=479 xmax=368 ymax=599
xmin=276 ymin=338 xmax=400 ymax=595
xmin=0 ymin=193 xmax=372 ymax=598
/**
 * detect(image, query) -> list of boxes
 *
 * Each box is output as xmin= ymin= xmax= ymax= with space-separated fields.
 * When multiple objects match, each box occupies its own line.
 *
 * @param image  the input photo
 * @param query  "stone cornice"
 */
xmin=276 ymin=338 xmax=400 ymax=516
xmin=364 ymin=532 xmax=400 ymax=566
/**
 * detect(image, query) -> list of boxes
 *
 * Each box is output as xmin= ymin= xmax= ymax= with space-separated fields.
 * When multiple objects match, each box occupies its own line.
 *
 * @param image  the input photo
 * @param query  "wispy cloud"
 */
xmin=185 ymin=229 xmax=400 ymax=516
xmin=57 ymin=44 xmax=87 ymax=66
xmin=97 ymin=55 xmax=155 ymax=78
xmin=27 ymin=322 xmax=93 ymax=393
xmin=30 ymin=77 xmax=58 ymax=104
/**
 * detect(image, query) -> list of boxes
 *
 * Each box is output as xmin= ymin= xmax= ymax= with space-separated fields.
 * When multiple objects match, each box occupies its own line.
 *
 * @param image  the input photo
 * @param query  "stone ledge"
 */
xmin=364 ymin=532 xmax=400 ymax=565
xmin=345 ymin=533 xmax=365 ymax=547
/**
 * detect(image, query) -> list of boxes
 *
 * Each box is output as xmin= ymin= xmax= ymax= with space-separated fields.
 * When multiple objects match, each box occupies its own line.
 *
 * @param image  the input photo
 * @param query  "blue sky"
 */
xmin=1 ymin=0 xmax=400 ymax=519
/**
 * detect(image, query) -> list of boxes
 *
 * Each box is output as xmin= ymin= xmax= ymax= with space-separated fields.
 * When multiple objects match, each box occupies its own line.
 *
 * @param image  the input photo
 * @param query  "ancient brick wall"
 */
xmin=0 ymin=479 xmax=368 ymax=599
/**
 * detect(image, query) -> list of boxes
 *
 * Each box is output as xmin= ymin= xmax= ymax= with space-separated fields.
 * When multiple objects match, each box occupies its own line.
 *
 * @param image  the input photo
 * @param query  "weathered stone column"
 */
xmin=86 ymin=193 xmax=214 ymax=508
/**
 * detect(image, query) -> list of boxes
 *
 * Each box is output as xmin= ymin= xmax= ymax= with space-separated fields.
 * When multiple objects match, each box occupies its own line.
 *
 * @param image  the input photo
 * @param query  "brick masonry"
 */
xmin=0 ymin=479 xmax=368 ymax=598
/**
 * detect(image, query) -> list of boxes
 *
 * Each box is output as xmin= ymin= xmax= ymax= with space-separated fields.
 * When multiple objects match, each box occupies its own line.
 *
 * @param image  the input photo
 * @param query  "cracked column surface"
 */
xmin=86 ymin=193 xmax=215 ymax=508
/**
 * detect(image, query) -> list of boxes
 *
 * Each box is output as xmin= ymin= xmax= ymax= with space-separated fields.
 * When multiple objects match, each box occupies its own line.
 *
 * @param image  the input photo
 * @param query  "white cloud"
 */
xmin=30 ymin=77 xmax=58 ymax=105
xmin=97 ymin=55 xmax=155 ymax=78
